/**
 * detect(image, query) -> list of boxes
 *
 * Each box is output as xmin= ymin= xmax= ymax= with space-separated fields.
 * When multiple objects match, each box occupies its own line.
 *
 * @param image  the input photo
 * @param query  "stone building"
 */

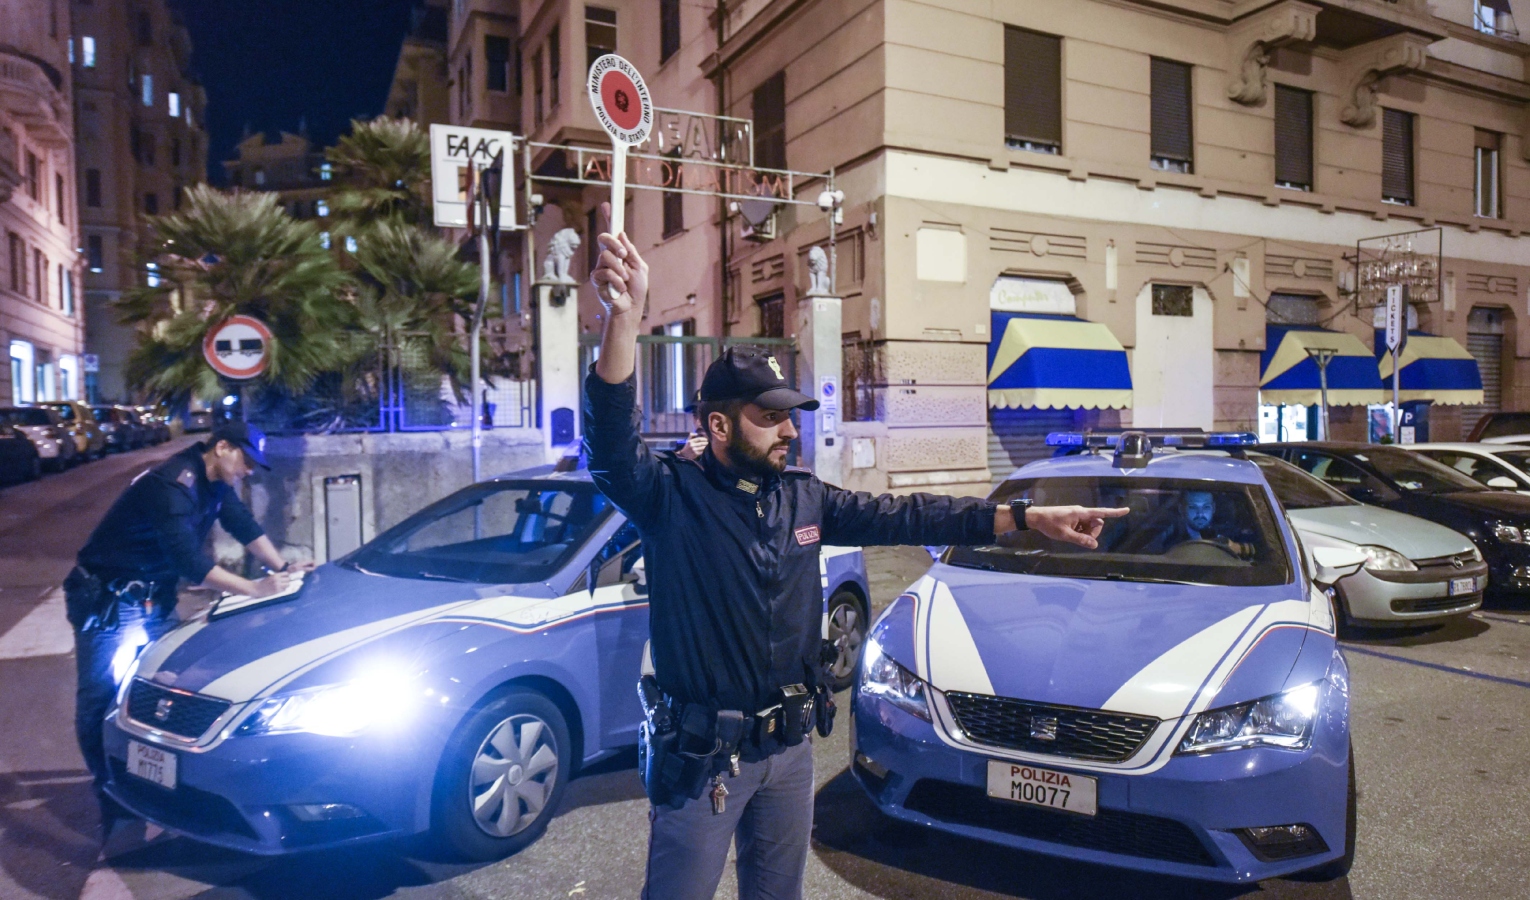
xmin=385 ymin=0 xmax=452 ymax=127
xmin=2 ymin=0 xmax=84 ymax=407
xmin=72 ymin=0 xmax=207 ymax=403
xmin=426 ymin=0 xmax=1530 ymax=495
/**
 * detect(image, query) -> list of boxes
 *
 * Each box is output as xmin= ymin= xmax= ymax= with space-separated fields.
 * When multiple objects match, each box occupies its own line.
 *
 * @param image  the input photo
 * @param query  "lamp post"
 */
xmin=1304 ymin=347 xmax=1337 ymax=440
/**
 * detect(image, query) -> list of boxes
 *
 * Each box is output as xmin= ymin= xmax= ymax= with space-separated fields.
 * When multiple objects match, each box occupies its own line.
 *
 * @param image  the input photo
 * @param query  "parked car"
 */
xmin=39 ymin=400 xmax=107 ymax=459
xmin=185 ymin=409 xmax=212 ymax=433
xmin=853 ymin=432 xmax=1360 ymax=883
xmin=0 ymin=420 xmax=41 ymax=482
xmin=1410 ymin=443 xmax=1530 ymax=494
xmin=1466 ymin=411 xmax=1530 ymax=444
xmin=1260 ymin=441 xmax=1530 ymax=598
xmin=132 ymin=406 xmax=171 ymax=443
xmin=1248 ymin=453 xmax=1485 ymax=628
xmin=91 ymin=406 xmax=137 ymax=451
xmin=103 ymin=462 xmax=872 ymax=859
xmin=0 ymin=407 xmax=77 ymax=471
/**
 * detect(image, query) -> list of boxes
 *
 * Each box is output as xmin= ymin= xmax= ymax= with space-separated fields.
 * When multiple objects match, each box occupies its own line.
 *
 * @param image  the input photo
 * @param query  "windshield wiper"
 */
xmin=1099 ymin=572 xmax=1204 ymax=586
xmin=408 ymin=571 xmax=478 ymax=583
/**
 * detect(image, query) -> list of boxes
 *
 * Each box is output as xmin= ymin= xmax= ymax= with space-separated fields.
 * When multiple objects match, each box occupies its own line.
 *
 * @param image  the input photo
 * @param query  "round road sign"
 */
xmin=587 ymin=54 xmax=652 ymax=146
xmin=203 ymin=315 xmax=273 ymax=380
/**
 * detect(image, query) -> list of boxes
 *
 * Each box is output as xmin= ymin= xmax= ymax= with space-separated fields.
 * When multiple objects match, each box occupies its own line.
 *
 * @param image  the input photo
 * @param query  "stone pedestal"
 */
xmin=800 ymin=294 xmax=843 ymax=487
xmin=537 ymin=282 xmax=581 ymax=461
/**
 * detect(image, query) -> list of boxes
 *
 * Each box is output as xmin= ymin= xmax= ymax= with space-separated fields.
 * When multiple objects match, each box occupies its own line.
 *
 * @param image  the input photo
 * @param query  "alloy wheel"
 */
xmin=828 ymin=597 xmax=864 ymax=682
xmin=469 ymin=713 xmax=560 ymax=838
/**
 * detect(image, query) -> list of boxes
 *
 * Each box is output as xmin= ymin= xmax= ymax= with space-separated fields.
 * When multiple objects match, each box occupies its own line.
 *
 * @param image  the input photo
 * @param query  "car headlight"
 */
xmin=1467 ymin=546 xmax=1483 ymax=562
xmin=859 ymin=636 xmax=931 ymax=722
xmin=1493 ymin=523 xmax=1525 ymax=544
xmin=1177 ymin=683 xmax=1320 ymax=754
xmin=1357 ymin=545 xmax=1416 ymax=572
xmin=237 ymin=672 xmax=418 ymax=738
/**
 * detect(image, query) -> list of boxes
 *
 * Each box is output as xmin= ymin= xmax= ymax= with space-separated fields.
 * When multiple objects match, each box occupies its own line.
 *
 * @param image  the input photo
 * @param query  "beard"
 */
xmin=727 ymin=423 xmax=790 ymax=478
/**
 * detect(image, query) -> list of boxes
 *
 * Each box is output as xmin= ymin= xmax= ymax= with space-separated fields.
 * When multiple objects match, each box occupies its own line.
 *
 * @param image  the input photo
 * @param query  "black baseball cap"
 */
xmin=210 ymin=420 xmax=270 ymax=469
xmin=698 ymin=346 xmax=818 ymax=411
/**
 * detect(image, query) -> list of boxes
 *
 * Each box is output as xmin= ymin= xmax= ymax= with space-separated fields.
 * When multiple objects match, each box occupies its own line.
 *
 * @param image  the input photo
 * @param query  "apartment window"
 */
xmin=320 ymin=162 xmax=333 ymax=181
xmin=1475 ymin=129 xmax=1502 ymax=218
xmin=753 ymin=72 xmax=787 ymax=170
xmin=168 ymin=91 xmax=180 ymax=118
xmin=1274 ymin=85 xmax=1313 ymax=191
xmin=61 ymin=266 xmax=73 ymax=315
xmin=143 ymin=192 xmax=158 ymax=215
xmin=660 ymin=0 xmax=681 ymax=63
xmin=1382 ymin=108 xmax=1414 ymax=205
xmin=662 ymin=150 xmax=684 ymax=237
xmin=1151 ymin=284 xmax=1194 ymax=316
xmin=549 ymin=26 xmax=561 ymax=108
xmin=141 ymin=73 xmax=153 ymax=107
xmin=81 ymin=36 xmax=96 ymax=68
xmin=1004 ymin=27 xmax=1061 ymax=154
xmin=171 ymin=137 xmax=181 ymax=166
xmin=25 ymin=151 xmax=39 ymax=201
xmin=55 ymin=174 xmax=66 ymax=223
xmin=486 ymin=36 xmax=510 ymax=92
xmin=532 ymin=49 xmax=544 ymax=127
xmin=1474 ymin=0 xmax=1515 ymax=35
xmin=145 ymin=261 xmax=160 ymax=287
xmin=253 ymin=167 xmax=266 ymax=186
xmin=140 ymin=132 xmax=156 ymax=167
xmin=137 ymin=11 xmax=152 ymax=45
xmin=173 ymin=184 xmax=183 ymax=209
xmin=315 ymin=199 xmax=330 ymax=217
xmin=345 ymin=235 xmax=358 ymax=253
xmin=586 ymin=6 xmax=617 ymax=71
xmin=34 ymin=249 xmax=45 ymax=304
xmin=87 ymin=235 xmax=103 ymax=272
xmin=758 ymin=293 xmax=785 ymax=338
xmin=7 ymin=232 xmax=21 ymax=291
xmin=1150 ymin=58 xmax=1194 ymax=173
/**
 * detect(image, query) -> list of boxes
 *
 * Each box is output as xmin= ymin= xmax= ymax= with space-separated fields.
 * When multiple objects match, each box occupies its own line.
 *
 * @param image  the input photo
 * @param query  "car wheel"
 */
xmin=826 ymin=590 xmax=868 ymax=692
xmin=431 ymin=688 xmax=571 ymax=861
xmin=1295 ymin=745 xmax=1356 ymax=881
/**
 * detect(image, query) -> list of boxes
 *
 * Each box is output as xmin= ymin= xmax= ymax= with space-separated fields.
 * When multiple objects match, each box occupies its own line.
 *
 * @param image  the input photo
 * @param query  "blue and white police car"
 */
xmin=103 ymin=462 xmax=870 ymax=859
xmin=851 ymin=432 xmax=1365 ymax=883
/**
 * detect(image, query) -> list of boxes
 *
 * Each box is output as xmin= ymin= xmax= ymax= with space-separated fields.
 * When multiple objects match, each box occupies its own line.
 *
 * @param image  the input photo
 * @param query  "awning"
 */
xmin=1260 ymin=326 xmax=1385 ymax=406
xmin=987 ymin=312 xmax=1132 ymax=410
xmin=1376 ymin=331 xmax=1485 ymax=405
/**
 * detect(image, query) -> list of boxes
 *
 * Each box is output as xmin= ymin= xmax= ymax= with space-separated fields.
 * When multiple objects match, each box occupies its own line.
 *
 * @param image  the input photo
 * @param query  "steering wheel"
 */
xmin=1163 ymin=539 xmax=1244 ymax=564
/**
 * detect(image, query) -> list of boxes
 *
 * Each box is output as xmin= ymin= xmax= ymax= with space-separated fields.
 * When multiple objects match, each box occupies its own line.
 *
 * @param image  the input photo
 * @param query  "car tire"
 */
xmin=431 ymin=688 xmax=572 ymax=862
xmin=826 ymin=589 xmax=868 ymax=692
xmin=1295 ymin=745 xmax=1356 ymax=881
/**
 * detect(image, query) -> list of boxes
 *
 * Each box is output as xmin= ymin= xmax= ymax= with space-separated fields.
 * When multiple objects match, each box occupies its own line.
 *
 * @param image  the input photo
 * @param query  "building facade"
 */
xmin=72 ymin=0 xmax=207 ymax=403
xmin=385 ymin=0 xmax=451 ymax=126
xmin=1 ymin=0 xmax=83 ymax=408
xmin=434 ymin=0 xmax=1530 ymax=495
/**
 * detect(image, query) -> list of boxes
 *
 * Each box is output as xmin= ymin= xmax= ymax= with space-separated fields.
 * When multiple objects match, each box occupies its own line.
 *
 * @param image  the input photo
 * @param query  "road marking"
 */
xmin=1343 ymin=644 xmax=1530 ymax=689
xmin=0 ymin=588 xmax=73 ymax=659
xmin=1473 ymin=611 xmax=1530 ymax=627
xmin=78 ymin=869 xmax=134 ymax=900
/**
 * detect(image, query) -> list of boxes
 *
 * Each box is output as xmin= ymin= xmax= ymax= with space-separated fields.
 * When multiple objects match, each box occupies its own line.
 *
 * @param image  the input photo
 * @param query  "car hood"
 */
xmin=873 ymin=565 xmax=1327 ymax=721
xmin=1429 ymin=490 xmax=1530 ymax=519
xmin=135 ymin=563 xmax=568 ymax=702
xmin=1288 ymin=505 xmax=1474 ymax=559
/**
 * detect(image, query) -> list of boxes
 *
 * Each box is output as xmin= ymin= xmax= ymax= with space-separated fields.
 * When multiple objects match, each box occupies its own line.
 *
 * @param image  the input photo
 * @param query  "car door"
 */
xmin=588 ymin=519 xmax=650 ymax=748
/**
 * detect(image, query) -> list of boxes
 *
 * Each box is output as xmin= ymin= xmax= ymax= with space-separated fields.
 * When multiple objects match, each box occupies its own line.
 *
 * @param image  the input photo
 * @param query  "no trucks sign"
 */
xmin=203 ymin=315 xmax=273 ymax=380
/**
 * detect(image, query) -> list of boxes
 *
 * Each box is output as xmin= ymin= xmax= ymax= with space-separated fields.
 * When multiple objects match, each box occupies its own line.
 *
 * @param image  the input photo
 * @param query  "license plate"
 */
xmin=986 ymin=760 xmax=1096 ymax=816
xmin=1449 ymin=577 xmax=1476 ymax=596
xmin=126 ymin=739 xmax=177 ymax=790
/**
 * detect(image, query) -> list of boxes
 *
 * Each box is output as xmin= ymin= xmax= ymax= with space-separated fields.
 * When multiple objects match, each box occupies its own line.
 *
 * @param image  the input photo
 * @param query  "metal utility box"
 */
xmin=324 ymin=475 xmax=363 ymax=560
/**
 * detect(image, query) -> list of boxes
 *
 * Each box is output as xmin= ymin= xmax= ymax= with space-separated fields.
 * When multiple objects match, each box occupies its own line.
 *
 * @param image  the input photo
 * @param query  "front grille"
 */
xmin=1414 ymin=553 xmax=1476 ymax=568
xmin=903 ymin=779 xmax=1215 ymax=866
xmin=1391 ymin=594 xmax=1480 ymax=614
xmin=946 ymin=692 xmax=1157 ymax=762
xmin=127 ymin=679 xmax=231 ymax=740
xmin=109 ymin=758 xmax=258 ymax=839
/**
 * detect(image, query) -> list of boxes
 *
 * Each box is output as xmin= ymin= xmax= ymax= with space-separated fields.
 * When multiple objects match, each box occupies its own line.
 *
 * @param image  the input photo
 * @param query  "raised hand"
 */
xmin=590 ymin=201 xmax=648 ymax=317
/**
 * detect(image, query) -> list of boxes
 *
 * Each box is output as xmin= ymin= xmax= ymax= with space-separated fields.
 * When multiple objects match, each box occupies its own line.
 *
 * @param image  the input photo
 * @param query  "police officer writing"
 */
xmin=65 ymin=421 xmax=311 ymax=832
xmin=584 ymin=204 xmax=1128 ymax=900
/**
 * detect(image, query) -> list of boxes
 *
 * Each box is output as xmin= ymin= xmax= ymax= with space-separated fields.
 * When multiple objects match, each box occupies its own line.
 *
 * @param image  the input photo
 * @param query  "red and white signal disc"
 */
xmin=587 ymin=54 xmax=652 ymax=146
xmin=203 ymin=315 xmax=273 ymax=380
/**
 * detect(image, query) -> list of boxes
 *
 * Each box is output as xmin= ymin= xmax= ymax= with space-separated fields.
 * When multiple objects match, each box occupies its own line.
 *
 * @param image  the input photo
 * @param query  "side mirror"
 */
xmin=1486 ymin=476 xmax=1518 ymax=489
xmin=1311 ymin=547 xmax=1366 ymax=586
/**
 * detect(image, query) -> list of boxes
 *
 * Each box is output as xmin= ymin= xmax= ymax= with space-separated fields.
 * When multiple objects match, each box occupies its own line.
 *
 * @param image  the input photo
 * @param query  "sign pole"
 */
xmin=1385 ymin=284 xmax=1406 ymax=442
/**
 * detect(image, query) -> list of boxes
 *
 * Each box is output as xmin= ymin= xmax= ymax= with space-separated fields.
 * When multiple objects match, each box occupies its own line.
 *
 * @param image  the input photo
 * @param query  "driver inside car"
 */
xmin=1146 ymin=490 xmax=1256 ymax=559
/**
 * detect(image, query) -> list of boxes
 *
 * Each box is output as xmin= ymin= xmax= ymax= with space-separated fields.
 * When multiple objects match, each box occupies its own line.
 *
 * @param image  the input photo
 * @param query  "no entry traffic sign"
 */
xmin=587 ymin=54 xmax=652 ymax=146
xmin=203 ymin=315 xmax=273 ymax=380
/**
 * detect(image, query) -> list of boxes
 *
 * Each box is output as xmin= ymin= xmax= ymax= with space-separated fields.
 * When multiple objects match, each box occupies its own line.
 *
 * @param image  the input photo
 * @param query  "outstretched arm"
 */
xmin=821 ymin=488 xmax=1128 ymax=551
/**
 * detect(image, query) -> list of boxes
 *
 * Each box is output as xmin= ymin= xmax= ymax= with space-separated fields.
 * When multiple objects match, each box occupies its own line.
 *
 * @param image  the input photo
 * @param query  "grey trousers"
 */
xmin=641 ymin=738 xmax=815 ymax=900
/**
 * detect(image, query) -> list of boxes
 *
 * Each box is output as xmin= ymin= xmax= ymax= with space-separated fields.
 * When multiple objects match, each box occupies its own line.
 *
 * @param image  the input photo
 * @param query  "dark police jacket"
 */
xmin=77 ymin=443 xmax=265 ymax=586
xmin=584 ymin=371 xmax=1004 ymax=725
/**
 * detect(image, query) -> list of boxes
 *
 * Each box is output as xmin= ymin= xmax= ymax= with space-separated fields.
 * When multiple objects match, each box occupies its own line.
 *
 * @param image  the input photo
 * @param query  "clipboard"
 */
xmin=209 ymin=573 xmax=306 ymax=619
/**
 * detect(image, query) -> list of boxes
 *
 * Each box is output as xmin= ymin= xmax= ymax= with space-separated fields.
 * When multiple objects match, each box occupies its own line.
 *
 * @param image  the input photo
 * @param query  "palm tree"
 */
xmin=325 ymin=116 xmax=434 ymax=230
xmin=118 ymin=185 xmax=354 ymax=408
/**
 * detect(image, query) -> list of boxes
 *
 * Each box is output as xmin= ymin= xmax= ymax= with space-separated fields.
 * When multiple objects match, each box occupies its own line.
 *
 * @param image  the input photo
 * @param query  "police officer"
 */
xmin=585 ymin=205 xmax=1126 ymax=899
xmin=65 ymin=421 xmax=311 ymax=830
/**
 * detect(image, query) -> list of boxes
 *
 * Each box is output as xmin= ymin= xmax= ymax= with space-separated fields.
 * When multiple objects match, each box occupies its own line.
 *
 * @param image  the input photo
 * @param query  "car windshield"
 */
xmin=1357 ymin=447 xmax=1485 ymax=493
xmin=2 ymin=408 xmax=53 ymax=426
xmin=1249 ymin=454 xmax=1354 ymax=509
xmin=91 ymin=408 xmax=115 ymax=422
xmin=343 ymin=480 xmax=614 ymax=584
xmin=946 ymin=476 xmax=1292 ymax=587
xmin=1490 ymin=449 xmax=1530 ymax=470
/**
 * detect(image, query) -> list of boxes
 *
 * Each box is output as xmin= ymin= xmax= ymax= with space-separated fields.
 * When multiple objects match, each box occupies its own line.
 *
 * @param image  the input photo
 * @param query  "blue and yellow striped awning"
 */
xmin=1376 ymin=331 xmax=1485 ymax=406
xmin=1260 ymin=326 xmax=1386 ymax=406
xmin=987 ymin=312 xmax=1132 ymax=410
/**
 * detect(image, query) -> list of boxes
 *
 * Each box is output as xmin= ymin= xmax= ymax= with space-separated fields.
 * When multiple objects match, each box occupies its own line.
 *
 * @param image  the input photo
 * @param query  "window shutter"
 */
xmin=1382 ymin=108 xmax=1414 ymax=204
xmin=1004 ymin=27 xmax=1061 ymax=147
xmin=1273 ymin=85 xmax=1313 ymax=188
xmin=753 ymin=72 xmax=787 ymax=170
xmin=1150 ymin=58 xmax=1193 ymax=164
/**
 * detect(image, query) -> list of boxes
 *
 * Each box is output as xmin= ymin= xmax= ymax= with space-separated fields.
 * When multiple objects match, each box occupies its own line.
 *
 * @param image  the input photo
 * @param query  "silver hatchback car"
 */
xmin=1250 ymin=454 xmax=1485 ymax=628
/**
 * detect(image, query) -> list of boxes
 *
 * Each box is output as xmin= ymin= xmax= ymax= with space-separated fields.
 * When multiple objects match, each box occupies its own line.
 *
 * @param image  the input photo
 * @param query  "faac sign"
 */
xmin=428 ymin=124 xmax=519 ymax=230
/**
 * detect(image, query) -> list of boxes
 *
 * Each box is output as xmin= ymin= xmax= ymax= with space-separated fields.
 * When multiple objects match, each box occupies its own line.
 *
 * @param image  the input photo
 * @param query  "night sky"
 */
xmin=169 ymin=0 xmax=417 ymax=183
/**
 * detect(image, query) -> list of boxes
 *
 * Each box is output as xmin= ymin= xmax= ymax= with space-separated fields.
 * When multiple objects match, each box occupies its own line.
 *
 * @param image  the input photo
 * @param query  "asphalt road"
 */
xmin=1 ymin=446 xmax=1527 ymax=899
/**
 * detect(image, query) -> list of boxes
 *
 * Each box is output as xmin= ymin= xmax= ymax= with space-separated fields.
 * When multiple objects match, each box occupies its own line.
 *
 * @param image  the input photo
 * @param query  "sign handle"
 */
xmin=605 ymin=141 xmax=628 ymax=303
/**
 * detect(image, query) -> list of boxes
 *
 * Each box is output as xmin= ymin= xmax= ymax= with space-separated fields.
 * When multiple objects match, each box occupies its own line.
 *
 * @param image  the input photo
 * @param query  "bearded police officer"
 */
xmin=585 ymin=206 xmax=1127 ymax=899
xmin=66 ymin=421 xmax=312 ymax=830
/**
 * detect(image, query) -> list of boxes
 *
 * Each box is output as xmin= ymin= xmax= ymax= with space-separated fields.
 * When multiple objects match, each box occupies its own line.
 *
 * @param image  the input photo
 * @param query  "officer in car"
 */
xmin=584 ymin=205 xmax=1128 ymax=900
xmin=65 ymin=421 xmax=311 ymax=833
xmin=1146 ymin=489 xmax=1256 ymax=558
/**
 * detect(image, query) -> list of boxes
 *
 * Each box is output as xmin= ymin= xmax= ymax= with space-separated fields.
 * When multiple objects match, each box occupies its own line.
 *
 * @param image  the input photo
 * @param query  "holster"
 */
xmin=63 ymin=567 xmax=107 ymax=631
xmin=815 ymin=682 xmax=837 ymax=738
xmin=636 ymin=677 xmax=748 ymax=808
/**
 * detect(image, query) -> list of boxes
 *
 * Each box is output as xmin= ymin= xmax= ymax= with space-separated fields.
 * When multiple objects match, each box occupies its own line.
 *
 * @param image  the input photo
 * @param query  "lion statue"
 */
xmin=541 ymin=227 xmax=581 ymax=284
xmin=805 ymin=245 xmax=832 ymax=297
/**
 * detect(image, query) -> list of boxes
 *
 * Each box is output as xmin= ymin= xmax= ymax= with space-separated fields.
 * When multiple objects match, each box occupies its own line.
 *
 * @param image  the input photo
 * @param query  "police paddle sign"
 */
xmin=586 ymin=54 xmax=652 ymax=244
xmin=203 ymin=315 xmax=273 ymax=380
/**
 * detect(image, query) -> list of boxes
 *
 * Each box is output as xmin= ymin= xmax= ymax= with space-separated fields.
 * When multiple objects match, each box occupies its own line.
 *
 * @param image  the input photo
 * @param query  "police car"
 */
xmin=851 ymin=432 xmax=1364 ymax=883
xmin=103 ymin=462 xmax=870 ymax=858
